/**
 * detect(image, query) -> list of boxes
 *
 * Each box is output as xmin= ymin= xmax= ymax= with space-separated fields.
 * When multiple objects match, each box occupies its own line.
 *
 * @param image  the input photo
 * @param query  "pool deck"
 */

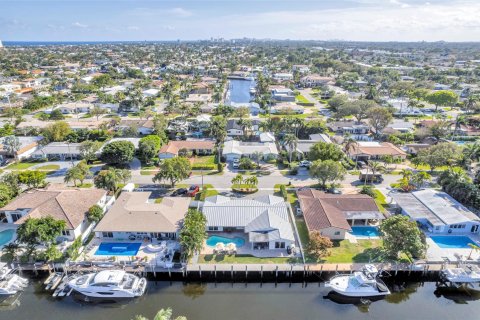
xmin=425 ymin=233 xmax=480 ymax=263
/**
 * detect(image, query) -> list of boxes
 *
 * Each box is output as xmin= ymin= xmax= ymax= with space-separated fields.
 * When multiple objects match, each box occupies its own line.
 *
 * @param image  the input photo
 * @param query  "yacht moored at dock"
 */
xmin=441 ymin=265 xmax=480 ymax=285
xmin=325 ymin=265 xmax=390 ymax=298
xmin=0 ymin=274 xmax=29 ymax=295
xmin=67 ymin=270 xmax=147 ymax=298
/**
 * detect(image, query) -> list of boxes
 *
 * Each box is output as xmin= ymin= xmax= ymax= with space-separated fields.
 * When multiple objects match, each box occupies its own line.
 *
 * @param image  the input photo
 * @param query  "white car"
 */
xmin=299 ymin=160 xmax=311 ymax=167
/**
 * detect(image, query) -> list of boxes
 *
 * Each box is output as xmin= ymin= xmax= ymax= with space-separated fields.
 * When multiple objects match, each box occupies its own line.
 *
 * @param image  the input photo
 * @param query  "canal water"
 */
xmin=1 ymin=280 xmax=479 ymax=320
xmin=227 ymin=79 xmax=254 ymax=104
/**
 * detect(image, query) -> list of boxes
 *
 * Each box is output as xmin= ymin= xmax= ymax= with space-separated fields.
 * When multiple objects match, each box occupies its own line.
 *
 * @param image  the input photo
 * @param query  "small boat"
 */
xmin=0 ymin=274 xmax=29 ymax=296
xmin=68 ymin=270 xmax=147 ymax=298
xmin=441 ymin=265 xmax=480 ymax=284
xmin=325 ymin=264 xmax=390 ymax=298
xmin=0 ymin=263 xmax=14 ymax=280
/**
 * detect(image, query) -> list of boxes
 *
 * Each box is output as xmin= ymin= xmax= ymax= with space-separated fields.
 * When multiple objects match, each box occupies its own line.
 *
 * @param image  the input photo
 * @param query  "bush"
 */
xmin=279 ymin=185 xmax=288 ymax=200
xmin=217 ymin=162 xmax=223 ymax=173
xmin=288 ymin=163 xmax=298 ymax=175
xmin=360 ymin=185 xmax=376 ymax=198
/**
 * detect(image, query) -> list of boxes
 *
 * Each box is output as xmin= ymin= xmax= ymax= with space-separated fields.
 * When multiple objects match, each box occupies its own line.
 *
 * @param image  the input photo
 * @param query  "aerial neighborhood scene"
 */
xmin=1 ymin=0 xmax=480 ymax=319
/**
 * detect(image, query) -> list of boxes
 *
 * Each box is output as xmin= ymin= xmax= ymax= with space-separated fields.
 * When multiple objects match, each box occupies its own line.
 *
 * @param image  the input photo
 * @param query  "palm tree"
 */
xmin=245 ymin=176 xmax=258 ymax=187
xmin=368 ymin=161 xmax=385 ymax=176
xmin=231 ymin=174 xmax=243 ymax=186
xmin=252 ymin=151 xmax=263 ymax=167
xmin=400 ymin=169 xmax=413 ymax=180
xmin=344 ymin=138 xmax=358 ymax=167
xmin=283 ymin=134 xmax=298 ymax=164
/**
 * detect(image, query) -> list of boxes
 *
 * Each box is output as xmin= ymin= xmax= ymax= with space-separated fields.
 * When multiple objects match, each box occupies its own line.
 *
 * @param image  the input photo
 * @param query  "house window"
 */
xmin=102 ymin=232 xmax=113 ymax=238
xmin=275 ymin=242 xmax=285 ymax=249
xmin=334 ymin=231 xmax=341 ymax=236
xmin=208 ymin=226 xmax=219 ymax=231
xmin=11 ymin=213 xmax=22 ymax=222
xmin=62 ymin=230 xmax=70 ymax=236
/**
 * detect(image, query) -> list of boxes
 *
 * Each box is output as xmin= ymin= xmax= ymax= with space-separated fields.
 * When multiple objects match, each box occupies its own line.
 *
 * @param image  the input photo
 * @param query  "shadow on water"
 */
xmin=434 ymin=285 xmax=480 ymax=304
xmin=323 ymin=291 xmax=384 ymax=313
xmin=181 ymin=283 xmax=207 ymax=300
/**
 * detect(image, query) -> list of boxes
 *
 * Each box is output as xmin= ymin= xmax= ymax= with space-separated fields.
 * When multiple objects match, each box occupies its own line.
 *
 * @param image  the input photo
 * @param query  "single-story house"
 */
xmin=300 ymin=75 xmax=334 ymax=87
xmin=0 ymin=189 xmax=112 ymax=242
xmin=202 ymin=195 xmax=295 ymax=250
xmin=391 ymin=189 xmax=480 ymax=234
xmin=259 ymin=132 xmax=276 ymax=143
xmin=382 ymin=120 xmax=415 ymax=135
xmin=32 ymin=142 xmax=83 ymax=160
xmin=222 ymin=140 xmax=279 ymax=162
xmin=270 ymin=103 xmax=304 ymax=115
xmin=0 ymin=136 xmax=43 ymax=160
xmin=273 ymin=73 xmax=294 ymax=82
xmin=347 ymin=141 xmax=407 ymax=161
xmin=297 ymin=189 xmax=384 ymax=240
xmin=101 ymin=138 xmax=141 ymax=150
xmin=404 ymin=143 xmax=432 ymax=155
xmin=328 ymin=121 xmax=371 ymax=141
xmin=226 ymin=119 xmax=260 ymax=137
xmin=159 ymin=140 xmax=215 ymax=159
xmin=295 ymin=134 xmax=332 ymax=157
xmin=117 ymin=119 xmax=154 ymax=135
xmin=53 ymin=102 xmax=93 ymax=114
xmin=271 ymin=88 xmax=295 ymax=102
xmin=94 ymin=192 xmax=191 ymax=242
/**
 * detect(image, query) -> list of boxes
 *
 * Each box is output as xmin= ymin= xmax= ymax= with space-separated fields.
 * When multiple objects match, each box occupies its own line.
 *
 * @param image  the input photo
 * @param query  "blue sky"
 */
xmin=1 ymin=0 xmax=479 ymax=41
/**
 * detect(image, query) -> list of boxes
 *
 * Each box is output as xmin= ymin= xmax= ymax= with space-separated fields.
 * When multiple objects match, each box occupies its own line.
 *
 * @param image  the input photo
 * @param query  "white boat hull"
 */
xmin=326 ymin=275 xmax=390 ymax=298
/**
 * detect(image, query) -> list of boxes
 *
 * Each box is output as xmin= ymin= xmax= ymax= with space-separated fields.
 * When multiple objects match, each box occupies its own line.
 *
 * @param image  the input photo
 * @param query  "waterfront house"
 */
xmin=0 ymin=188 xmax=112 ymax=242
xmin=222 ymin=140 xmax=279 ymax=162
xmin=158 ymin=140 xmax=215 ymax=159
xmin=202 ymin=195 xmax=295 ymax=250
xmin=226 ymin=119 xmax=260 ymax=137
xmin=295 ymin=134 xmax=332 ymax=158
xmin=327 ymin=121 xmax=371 ymax=141
xmin=271 ymin=88 xmax=296 ymax=102
xmin=297 ymin=189 xmax=384 ymax=240
xmin=94 ymin=192 xmax=190 ymax=242
xmin=299 ymin=74 xmax=334 ymax=88
xmin=391 ymin=189 xmax=480 ymax=234
xmin=347 ymin=141 xmax=407 ymax=161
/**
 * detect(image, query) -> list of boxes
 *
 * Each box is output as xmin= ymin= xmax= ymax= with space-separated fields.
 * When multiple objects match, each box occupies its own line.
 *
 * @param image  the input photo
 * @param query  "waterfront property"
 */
xmin=0 ymin=188 xmax=112 ymax=242
xmin=94 ymin=192 xmax=191 ymax=242
xmin=297 ymin=189 xmax=384 ymax=240
xmin=391 ymin=189 xmax=480 ymax=234
xmin=202 ymin=195 xmax=295 ymax=252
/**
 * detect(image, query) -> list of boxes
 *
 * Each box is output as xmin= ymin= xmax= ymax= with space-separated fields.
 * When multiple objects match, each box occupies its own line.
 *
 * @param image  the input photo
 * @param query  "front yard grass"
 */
xmin=372 ymin=189 xmax=388 ymax=213
xmin=6 ymin=162 xmax=38 ymax=170
xmin=295 ymin=217 xmax=309 ymax=248
xmin=198 ymin=254 xmax=299 ymax=264
xmin=191 ymin=155 xmax=216 ymax=166
xmin=295 ymin=94 xmax=312 ymax=104
xmin=36 ymin=164 xmax=60 ymax=171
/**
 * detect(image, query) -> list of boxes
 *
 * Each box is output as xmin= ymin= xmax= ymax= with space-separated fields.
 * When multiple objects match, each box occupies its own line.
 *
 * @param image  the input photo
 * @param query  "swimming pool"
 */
xmin=430 ymin=236 xmax=477 ymax=249
xmin=0 ymin=229 xmax=15 ymax=247
xmin=349 ymin=226 xmax=381 ymax=237
xmin=95 ymin=242 xmax=142 ymax=256
xmin=206 ymin=235 xmax=245 ymax=247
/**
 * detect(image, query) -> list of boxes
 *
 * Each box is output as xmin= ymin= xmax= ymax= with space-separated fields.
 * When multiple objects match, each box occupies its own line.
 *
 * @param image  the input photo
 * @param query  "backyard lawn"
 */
xmin=295 ymin=94 xmax=312 ymax=104
xmin=322 ymin=239 xmax=384 ymax=263
xmin=295 ymin=217 xmax=309 ymax=247
xmin=198 ymin=254 xmax=299 ymax=264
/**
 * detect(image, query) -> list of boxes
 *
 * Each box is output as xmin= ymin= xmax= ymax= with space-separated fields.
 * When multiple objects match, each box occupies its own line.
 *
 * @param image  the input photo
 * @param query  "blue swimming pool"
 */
xmin=0 ymin=229 xmax=15 ymax=247
xmin=206 ymin=235 xmax=245 ymax=248
xmin=349 ymin=226 xmax=381 ymax=237
xmin=430 ymin=236 xmax=477 ymax=249
xmin=95 ymin=242 xmax=142 ymax=256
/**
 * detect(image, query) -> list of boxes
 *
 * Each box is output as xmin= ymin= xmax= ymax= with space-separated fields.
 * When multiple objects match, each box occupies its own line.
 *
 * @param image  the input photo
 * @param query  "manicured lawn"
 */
xmin=295 ymin=94 xmax=312 ymax=104
xmin=198 ymin=254 xmax=299 ymax=264
xmin=412 ymin=164 xmax=448 ymax=172
xmin=192 ymin=155 xmax=216 ymax=166
xmin=140 ymin=170 xmax=157 ymax=175
xmin=36 ymin=164 xmax=60 ymax=171
xmin=6 ymin=162 xmax=38 ymax=170
xmin=372 ymin=189 xmax=388 ymax=213
xmin=322 ymin=239 xmax=384 ymax=263
xmin=295 ymin=217 xmax=309 ymax=248
xmin=77 ymin=183 xmax=93 ymax=188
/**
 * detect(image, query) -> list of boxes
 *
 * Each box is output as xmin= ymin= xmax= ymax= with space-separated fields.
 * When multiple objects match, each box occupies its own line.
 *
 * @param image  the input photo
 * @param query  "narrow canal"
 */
xmin=1 ymin=280 xmax=479 ymax=320
xmin=226 ymin=79 xmax=255 ymax=104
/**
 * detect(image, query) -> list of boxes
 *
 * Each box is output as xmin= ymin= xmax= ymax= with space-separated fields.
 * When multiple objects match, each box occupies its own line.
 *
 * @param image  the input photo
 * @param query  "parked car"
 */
xmin=327 ymin=187 xmax=342 ymax=194
xmin=299 ymin=160 xmax=312 ymax=168
xmin=187 ymin=185 xmax=200 ymax=197
xmin=232 ymin=158 xmax=240 ymax=169
xmin=172 ymin=188 xmax=188 ymax=196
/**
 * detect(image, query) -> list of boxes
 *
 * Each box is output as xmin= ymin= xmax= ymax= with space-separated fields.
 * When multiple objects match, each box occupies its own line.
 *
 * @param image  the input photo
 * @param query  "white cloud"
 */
xmin=72 ymin=22 xmax=88 ymax=28
xmin=164 ymin=25 xmax=175 ymax=31
xmin=127 ymin=26 xmax=140 ymax=31
xmin=169 ymin=7 xmax=193 ymax=18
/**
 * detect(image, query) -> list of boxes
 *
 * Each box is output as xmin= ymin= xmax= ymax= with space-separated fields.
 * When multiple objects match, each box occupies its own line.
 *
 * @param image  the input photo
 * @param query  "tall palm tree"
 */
xmin=344 ymin=138 xmax=358 ymax=165
xmin=368 ymin=161 xmax=385 ymax=176
xmin=400 ymin=169 xmax=413 ymax=180
xmin=283 ymin=134 xmax=298 ymax=163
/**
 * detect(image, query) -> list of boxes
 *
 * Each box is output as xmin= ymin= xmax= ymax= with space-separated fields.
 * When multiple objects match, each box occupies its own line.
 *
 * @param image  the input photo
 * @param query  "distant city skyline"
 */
xmin=1 ymin=0 xmax=480 ymax=42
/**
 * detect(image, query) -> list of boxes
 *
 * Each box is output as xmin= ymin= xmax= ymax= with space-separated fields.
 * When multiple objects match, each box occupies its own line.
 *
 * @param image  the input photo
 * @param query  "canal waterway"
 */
xmin=226 ymin=79 xmax=255 ymax=104
xmin=0 ymin=279 xmax=479 ymax=320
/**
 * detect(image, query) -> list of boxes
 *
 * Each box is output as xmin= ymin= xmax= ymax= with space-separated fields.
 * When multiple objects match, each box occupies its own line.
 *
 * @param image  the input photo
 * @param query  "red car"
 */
xmin=187 ymin=185 xmax=200 ymax=197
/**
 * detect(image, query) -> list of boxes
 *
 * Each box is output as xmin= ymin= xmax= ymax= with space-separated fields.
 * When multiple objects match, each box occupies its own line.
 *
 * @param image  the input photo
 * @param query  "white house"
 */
xmin=273 ymin=73 xmax=294 ymax=82
xmin=142 ymin=89 xmax=159 ymax=98
xmin=391 ymin=189 xmax=480 ymax=234
xmin=202 ymin=195 xmax=295 ymax=250
xmin=0 ymin=189 xmax=114 ymax=242
xmin=223 ymin=140 xmax=279 ymax=162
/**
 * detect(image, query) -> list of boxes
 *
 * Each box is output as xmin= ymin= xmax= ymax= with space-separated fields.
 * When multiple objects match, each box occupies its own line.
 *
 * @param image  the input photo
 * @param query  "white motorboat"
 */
xmin=68 ymin=270 xmax=147 ymax=298
xmin=441 ymin=265 xmax=480 ymax=284
xmin=0 ymin=263 xmax=14 ymax=280
xmin=0 ymin=274 xmax=29 ymax=295
xmin=325 ymin=264 xmax=390 ymax=298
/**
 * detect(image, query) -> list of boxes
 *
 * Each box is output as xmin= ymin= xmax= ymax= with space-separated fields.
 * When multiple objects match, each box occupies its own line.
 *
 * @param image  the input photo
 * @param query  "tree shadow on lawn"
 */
xmin=352 ymin=248 xmax=386 ymax=263
xmin=202 ymin=254 xmax=226 ymax=262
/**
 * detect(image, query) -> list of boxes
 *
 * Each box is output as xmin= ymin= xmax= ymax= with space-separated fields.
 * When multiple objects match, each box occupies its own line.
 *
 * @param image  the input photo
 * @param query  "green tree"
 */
xmin=308 ymin=142 xmax=344 ymax=162
xmin=101 ymin=140 xmax=135 ymax=165
xmin=87 ymin=204 xmax=104 ymax=223
xmin=92 ymin=74 xmax=114 ymax=92
xmin=64 ymin=161 xmax=90 ymax=186
xmin=49 ymin=109 xmax=65 ymax=120
xmin=283 ymin=133 xmax=298 ymax=163
xmin=90 ymin=105 xmax=107 ymax=120
xmin=42 ymin=121 xmax=72 ymax=142
xmin=379 ymin=215 xmax=426 ymax=261
xmin=94 ymin=167 xmax=124 ymax=192
xmin=3 ymin=135 xmax=21 ymax=161
xmin=367 ymin=106 xmax=392 ymax=138
xmin=16 ymin=217 xmax=66 ymax=246
xmin=139 ymin=135 xmax=162 ymax=164
xmin=0 ymin=184 xmax=13 ymax=207
xmin=179 ymin=209 xmax=207 ymax=260
xmin=416 ymin=143 xmax=461 ymax=172
xmin=425 ymin=90 xmax=458 ymax=112
xmin=0 ymin=172 xmax=20 ymax=196
xmin=18 ymin=170 xmax=46 ymax=188
xmin=79 ymin=140 xmax=103 ymax=162
xmin=306 ymin=231 xmax=333 ymax=260
xmin=152 ymin=157 xmax=191 ymax=187
xmin=309 ymin=160 xmax=346 ymax=189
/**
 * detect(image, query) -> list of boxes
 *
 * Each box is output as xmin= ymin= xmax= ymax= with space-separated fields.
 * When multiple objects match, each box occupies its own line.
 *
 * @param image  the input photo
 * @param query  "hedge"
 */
xmin=191 ymin=164 xmax=216 ymax=170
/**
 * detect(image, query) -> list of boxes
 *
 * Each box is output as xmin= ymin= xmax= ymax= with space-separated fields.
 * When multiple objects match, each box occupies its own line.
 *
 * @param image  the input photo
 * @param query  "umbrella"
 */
xmin=226 ymin=242 xmax=237 ymax=252
xmin=214 ymin=242 xmax=225 ymax=253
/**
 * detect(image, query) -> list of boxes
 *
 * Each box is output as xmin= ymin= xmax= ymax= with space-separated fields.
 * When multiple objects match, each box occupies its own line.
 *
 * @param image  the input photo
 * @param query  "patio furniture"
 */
xmin=213 ymin=242 xmax=225 ymax=254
